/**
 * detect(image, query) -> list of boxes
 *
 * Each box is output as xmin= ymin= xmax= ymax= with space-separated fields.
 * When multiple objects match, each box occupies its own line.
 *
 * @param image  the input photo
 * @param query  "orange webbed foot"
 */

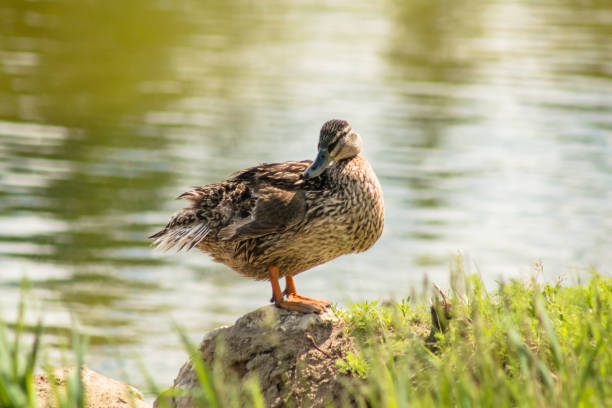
xmin=268 ymin=267 xmax=331 ymax=314
xmin=285 ymin=293 xmax=332 ymax=308
xmin=277 ymin=297 xmax=326 ymax=313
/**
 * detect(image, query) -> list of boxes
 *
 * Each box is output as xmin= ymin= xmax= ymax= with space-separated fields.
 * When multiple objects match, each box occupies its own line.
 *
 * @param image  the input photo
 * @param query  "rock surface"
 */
xmin=36 ymin=366 xmax=150 ymax=408
xmin=157 ymin=305 xmax=357 ymax=408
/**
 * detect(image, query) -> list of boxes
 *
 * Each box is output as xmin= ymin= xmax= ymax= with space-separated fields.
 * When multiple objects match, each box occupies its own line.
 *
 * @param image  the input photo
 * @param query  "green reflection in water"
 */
xmin=0 ymin=0 xmax=192 ymax=343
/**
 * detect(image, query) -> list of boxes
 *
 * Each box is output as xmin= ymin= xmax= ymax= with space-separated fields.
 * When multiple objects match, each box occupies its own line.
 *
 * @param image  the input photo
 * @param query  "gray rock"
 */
xmin=35 ymin=366 xmax=150 ymax=408
xmin=157 ymin=305 xmax=357 ymax=408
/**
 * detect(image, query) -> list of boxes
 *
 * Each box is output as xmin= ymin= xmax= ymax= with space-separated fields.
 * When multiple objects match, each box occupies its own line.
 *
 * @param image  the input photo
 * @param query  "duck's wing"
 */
xmin=217 ymin=159 xmax=331 ymax=241
xmin=218 ymin=186 xmax=306 ymax=241
xmin=149 ymin=160 xmax=323 ymax=250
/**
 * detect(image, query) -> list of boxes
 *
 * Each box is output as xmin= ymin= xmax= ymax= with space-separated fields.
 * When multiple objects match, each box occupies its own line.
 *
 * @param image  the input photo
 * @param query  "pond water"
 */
xmin=1 ymin=0 xmax=611 ymax=393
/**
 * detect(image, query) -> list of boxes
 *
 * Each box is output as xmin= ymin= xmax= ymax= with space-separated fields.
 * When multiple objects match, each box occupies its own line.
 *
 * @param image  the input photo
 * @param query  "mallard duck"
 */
xmin=149 ymin=119 xmax=384 ymax=313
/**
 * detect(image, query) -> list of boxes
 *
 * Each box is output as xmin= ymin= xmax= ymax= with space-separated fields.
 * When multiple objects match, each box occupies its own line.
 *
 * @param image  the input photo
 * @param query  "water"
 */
xmin=1 ymin=0 xmax=611 ymax=393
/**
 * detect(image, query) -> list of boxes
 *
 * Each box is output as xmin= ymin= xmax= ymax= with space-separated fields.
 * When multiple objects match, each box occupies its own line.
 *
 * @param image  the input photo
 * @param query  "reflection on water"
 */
xmin=1 ymin=0 xmax=611 ymax=392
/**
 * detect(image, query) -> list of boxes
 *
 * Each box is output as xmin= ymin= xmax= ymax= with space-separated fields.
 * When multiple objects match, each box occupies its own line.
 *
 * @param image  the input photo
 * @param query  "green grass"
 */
xmin=333 ymin=263 xmax=612 ymax=407
xmin=0 ymin=281 xmax=87 ymax=408
xmin=0 ymin=282 xmax=42 ymax=408
xmin=1 ymin=265 xmax=611 ymax=407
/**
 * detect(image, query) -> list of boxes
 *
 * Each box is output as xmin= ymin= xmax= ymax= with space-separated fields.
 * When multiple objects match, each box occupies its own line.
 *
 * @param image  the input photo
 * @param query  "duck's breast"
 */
xmin=308 ymin=155 xmax=384 ymax=254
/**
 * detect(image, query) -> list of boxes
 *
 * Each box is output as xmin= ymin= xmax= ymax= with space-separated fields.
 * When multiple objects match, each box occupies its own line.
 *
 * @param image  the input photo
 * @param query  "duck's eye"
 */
xmin=327 ymin=139 xmax=339 ymax=154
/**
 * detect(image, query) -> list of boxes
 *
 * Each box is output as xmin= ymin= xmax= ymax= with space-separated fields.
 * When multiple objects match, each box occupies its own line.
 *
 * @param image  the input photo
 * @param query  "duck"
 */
xmin=149 ymin=119 xmax=384 ymax=313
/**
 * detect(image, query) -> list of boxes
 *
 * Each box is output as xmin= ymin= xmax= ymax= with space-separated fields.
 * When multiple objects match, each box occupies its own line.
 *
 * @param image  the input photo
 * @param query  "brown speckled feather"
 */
xmin=150 ymin=153 xmax=384 ymax=280
xmin=150 ymin=160 xmax=324 ymax=252
xmin=219 ymin=187 xmax=306 ymax=240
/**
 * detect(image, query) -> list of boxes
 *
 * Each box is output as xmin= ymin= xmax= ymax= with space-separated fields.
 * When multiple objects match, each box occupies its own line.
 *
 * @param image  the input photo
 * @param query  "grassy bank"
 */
xmin=335 ymin=268 xmax=611 ymax=407
xmin=1 ymin=268 xmax=611 ymax=407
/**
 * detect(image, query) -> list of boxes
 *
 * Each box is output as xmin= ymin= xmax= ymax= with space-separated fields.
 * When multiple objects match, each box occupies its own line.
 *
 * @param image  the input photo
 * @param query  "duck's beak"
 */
xmin=303 ymin=148 xmax=330 ymax=179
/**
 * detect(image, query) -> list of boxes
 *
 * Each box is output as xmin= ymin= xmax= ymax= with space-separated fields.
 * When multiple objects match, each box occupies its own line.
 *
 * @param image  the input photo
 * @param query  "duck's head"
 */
xmin=303 ymin=119 xmax=362 ymax=179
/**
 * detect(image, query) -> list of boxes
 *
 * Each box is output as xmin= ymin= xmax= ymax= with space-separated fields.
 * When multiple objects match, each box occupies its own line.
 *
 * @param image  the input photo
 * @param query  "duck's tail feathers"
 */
xmin=149 ymin=221 xmax=210 ymax=252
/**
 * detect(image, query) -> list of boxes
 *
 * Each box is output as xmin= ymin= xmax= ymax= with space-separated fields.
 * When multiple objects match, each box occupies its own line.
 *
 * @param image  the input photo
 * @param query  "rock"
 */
xmin=157 ymin=305 xmax=357 ymax=408
xmin=35 ymin=366 xmax=150 ymax=408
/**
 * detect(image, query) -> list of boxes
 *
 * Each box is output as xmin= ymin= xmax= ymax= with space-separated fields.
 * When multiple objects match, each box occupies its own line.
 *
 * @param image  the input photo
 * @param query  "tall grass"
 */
xmin=0 ymin=282 xmax=42 ymax=408
xmin=334 ymin=263 xmax=612 ymax=407
xmin=0 ymin=281 xmax=86 ymax=408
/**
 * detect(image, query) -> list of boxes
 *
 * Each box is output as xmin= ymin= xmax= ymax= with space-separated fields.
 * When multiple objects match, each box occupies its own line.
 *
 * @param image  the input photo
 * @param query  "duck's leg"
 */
xmin=284 ymin=276 xmax=332 ymax=308
xmin=269 ymin=266 xmax=325 ymax=313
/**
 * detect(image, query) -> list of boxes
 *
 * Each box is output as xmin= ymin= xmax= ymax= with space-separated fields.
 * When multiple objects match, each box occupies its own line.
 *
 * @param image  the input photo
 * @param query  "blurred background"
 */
xmin=0 ymin=0 xmax=611 ymax=393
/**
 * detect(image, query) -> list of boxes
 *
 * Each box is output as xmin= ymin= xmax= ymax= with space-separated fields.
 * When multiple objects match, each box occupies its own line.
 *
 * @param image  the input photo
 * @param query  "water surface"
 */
xmin=1 ymin=0 xmax=611 ymax=391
